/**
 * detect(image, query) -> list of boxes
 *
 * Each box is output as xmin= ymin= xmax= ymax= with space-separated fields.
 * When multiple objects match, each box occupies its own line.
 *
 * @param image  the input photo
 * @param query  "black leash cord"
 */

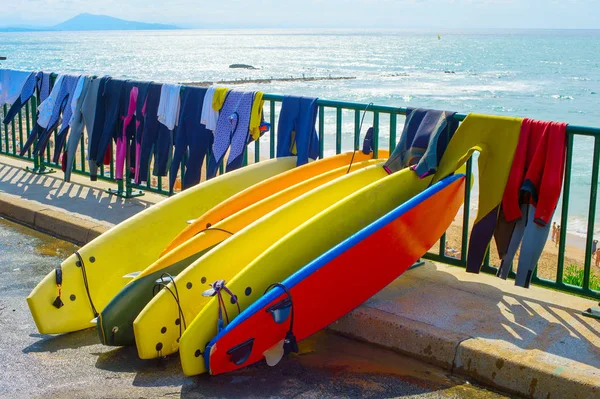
xmin=75 ymin=251 xmax=99 ymax=318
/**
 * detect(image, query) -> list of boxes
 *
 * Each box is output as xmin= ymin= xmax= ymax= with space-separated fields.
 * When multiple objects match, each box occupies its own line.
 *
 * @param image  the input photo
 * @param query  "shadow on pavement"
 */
xmin=23 ymin=328 xmax=99 ymax=353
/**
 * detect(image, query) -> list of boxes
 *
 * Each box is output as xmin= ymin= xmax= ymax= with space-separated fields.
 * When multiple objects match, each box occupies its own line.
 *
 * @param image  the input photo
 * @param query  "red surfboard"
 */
xmin=206 ymin=174 xmax=465 ymax=375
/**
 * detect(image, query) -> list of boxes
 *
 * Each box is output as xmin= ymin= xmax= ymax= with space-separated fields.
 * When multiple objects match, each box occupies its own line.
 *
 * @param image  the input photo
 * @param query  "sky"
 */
xmin=1 ymin=0 xmax=599 ymax=29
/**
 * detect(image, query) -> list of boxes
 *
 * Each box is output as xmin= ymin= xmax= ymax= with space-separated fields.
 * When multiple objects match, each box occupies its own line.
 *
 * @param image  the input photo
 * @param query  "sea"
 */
xmin=1 ymin=28 xmax=599 ymax=237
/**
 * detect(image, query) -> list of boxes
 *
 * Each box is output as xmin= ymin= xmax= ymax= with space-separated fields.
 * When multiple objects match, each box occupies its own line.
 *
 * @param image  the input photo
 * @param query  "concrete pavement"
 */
xmin=1 ymin=155 xmax=599 ymax=398
xmin=0 ymin=218 xmax=508 ymax=399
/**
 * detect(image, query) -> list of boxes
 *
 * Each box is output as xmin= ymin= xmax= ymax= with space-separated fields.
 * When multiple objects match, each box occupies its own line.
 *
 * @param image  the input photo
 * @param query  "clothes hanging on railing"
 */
xmin=81 ymin=76 xmax=105 ymax=180
xmin=495 ymin=119 xmax=567 ymax=286
xmin=91 ymin=78 xmax=126 ymax=168
xmin=0 ymin=69 xmax=32 ymax=107
xmin=212 ymin=87 xmax=229 ymax=111
xmin=201 ymin=87 xmax=219 ymax=131
xmin=249 ymin=91 xmax=264 ymax=141
xmin=276 ymin=96 xmax=320 ymax=166
xmin=383 ymin=108 xmax=458 ymax=177
xmin=133 ymin=81 xmax=152 ymax=182
xmin=432 ymin=114 xmax=523 ymax=274
xmin=136 ymin=83 xmax=163 ymax=184
xmin=64 ymin=75 xmax=93 ymax=181
xmin=170 ymin=86 xmax=213 ymax=192
xmin=206 ymin=90 xmax=253 ymax=179
xmin=19 ymin=72 xmax=54 ymax=156
xmin=115 ymin=82 xmax=139 ymax=181
xmin=3 ymin=71 xmax=36 ymax=125
xmin=34 ymin=74 xmax=80 ymax=161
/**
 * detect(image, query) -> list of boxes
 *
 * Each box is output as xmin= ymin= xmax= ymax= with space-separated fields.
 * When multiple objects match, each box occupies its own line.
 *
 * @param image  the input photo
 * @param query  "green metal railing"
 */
xmin=1 ymin=84 xmax=599 ymax=302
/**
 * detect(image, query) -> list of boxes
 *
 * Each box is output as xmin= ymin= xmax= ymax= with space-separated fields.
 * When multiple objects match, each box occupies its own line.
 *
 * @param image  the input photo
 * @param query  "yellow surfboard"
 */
xmin=98 ymin=159 xmax=380 ymax=346
xmin=27 ymin=157 xmax=297 ymax=334
xmin=162 ymin=150 xmax=388 ymax=256
xmin=179 ymin=168 xmax=434 ymax=375
xmin=133 ymin=163 xmax=390 ymax=359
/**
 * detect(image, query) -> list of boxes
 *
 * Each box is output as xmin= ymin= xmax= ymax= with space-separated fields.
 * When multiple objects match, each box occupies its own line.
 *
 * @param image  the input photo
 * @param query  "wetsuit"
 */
xmin=64 ymin=76 xmax=92 ymax=182
xmin=431 ymin=114 xmax=523 ymax=274
xmin=384 ymin=108 xmax=458 ymax=177
xmin=169 ymin=86 xmax=213 ymax=192
xmin=276 ymin=96 xmax=320 ymax=166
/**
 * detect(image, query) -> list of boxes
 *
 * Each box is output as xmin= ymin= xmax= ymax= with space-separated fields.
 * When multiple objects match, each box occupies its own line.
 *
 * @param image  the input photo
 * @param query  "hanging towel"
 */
xmin=201 ymin=87 xmax=219 ymax=131
xmin=249 ymin=91 xmax=264 ymax=141
xmin=3 ymin=71 xmax=37 ymax=125
xmin=212 ymin=88 xmax=229 ymax=111
xmin=276 ymin=96 xmax=320 ymax=166
xmin=0 ymin=69 xmax=32 ymax=106
xmin=432 ymin=114 xmax=522 ymax=274
xmin=157 ymin=84 xmax=182 ymax=131
xmin=495 ymin=119 xmax=567 ymax=287
xmin=383 ymin=108 xmax=458 ymax=177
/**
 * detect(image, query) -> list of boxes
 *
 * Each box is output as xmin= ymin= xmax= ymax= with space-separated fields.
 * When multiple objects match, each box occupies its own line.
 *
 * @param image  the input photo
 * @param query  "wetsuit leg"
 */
xmin=64 ymin=78 xmax=91 ymax=182
xmin=205 ymin=153 xmax=220 ymax=180
xmin=20 ymin=123 xmax=43 ymax=156
xmin=115 ymin=85 xmax=138 ymax=180
xmin=496 ymin=204 xmax=528 ymax=279
xmin=88 ymin=77 xmax=109 ymax=179
xmin=153 ymin=123 xmax=172 ymax=177
xmin=295 ymin=97 xmax=319 ymax=165
xmin=466 ymin=205 xmax=501 ymax=273
xmin=95 ymin=79 xmax=126 ymax=167
xmin=137 ymin=83 xmax=162 ymax=184
xmin=276 ymin=96 xmax=300 ymax=158
xmin=515 ymin=205 xmax=553 ymax=288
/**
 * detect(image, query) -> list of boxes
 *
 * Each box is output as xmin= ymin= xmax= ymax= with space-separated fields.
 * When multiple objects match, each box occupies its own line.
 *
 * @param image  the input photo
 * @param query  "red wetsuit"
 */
xmin=501 ymin=118 xmax=567 ymax=226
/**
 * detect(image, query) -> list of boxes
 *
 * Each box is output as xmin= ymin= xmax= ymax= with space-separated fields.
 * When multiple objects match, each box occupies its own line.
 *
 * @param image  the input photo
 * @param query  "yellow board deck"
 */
xmin=133 ymin=163 xmax=389 ymax=359
xmin=27 ymin=158 xmax=297 ymax=334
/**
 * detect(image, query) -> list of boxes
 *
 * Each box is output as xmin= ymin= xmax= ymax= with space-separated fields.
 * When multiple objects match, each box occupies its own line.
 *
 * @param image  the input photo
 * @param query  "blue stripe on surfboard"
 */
xmin=205 ymin=173 xmax=464 ymax=368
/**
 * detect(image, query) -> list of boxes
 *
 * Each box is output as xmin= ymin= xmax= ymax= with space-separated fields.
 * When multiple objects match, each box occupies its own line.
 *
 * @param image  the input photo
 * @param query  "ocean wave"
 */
xmin=551 ymin=94 xmax=574 ymax=100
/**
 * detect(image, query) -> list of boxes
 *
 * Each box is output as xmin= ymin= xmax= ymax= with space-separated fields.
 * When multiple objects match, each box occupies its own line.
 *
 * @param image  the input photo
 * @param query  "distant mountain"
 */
xmin=53 ymin=13 xmax=178 ymax=31
xmin=0 ymin=13 xmax=179 ymax=32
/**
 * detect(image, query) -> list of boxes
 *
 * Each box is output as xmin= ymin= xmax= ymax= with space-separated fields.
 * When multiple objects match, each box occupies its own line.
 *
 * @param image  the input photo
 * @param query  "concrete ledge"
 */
xmin=329 ymin=307 xmax=470 ymax=370
xmin=329 ymin=293 xmax=600 ymax=399
xmin=454 ymin=338 xmax=600 ymax=399
xmin=0 ymin=194 xmax=109 ymax=245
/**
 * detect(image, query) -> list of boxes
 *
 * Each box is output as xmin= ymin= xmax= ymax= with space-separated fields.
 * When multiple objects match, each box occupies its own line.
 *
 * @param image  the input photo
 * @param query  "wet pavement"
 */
xmin=0 ymin=217 xmax=512 ymax=399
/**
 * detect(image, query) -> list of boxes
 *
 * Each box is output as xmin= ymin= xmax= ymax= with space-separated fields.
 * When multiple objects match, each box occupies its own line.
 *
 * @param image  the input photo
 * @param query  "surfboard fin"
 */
xmin=90 ymin=317 xmax=98 ymax=324
xmin=263 ymin=339 xmax=285 ymax=367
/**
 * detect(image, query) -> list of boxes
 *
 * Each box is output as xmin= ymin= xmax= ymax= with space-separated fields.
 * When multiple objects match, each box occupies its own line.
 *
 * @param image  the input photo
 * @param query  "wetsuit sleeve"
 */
xmin=501 ymin=118 xmax=530 ymax=222
xmin=533 ymin=122 xmax=567 ymax=226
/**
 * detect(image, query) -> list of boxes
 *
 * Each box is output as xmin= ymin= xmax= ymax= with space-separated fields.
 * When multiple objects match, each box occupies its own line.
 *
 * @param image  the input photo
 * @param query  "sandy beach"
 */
xmin=438 ymin=217 xmax=599 ymax=285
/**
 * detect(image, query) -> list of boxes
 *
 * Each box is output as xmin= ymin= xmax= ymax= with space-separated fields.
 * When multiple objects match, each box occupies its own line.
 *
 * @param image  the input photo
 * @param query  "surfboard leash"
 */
xmin=75 ymin=251 xmax=99 ymax=318
xmin=346 ymin=102 xmax=373 ymax=175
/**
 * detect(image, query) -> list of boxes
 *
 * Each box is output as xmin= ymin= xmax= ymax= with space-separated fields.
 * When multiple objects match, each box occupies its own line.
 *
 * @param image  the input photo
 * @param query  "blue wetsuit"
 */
xmin=276 ymin=96 xmax=320 ymax=166
xmin=3 ymin=72 xmax=36 ymax=125
xmin=136 ymin=83 xmax=164 ymax=184
xmin=169 ymin=86 xmax=213 ymax=192
xmin=93 ymin=78 xmax=127 ymax=167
